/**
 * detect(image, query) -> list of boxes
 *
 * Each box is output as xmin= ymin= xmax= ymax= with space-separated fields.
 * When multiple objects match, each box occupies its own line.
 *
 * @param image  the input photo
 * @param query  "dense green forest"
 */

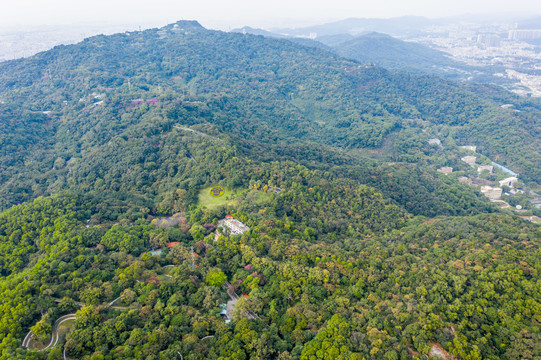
xmin=0 ymin=20 xmax=539 ymax=359
xmin=0 ymin=188 xmax=539 ymax=359
xmin=0 ymin=20 xmax=540 ymax=212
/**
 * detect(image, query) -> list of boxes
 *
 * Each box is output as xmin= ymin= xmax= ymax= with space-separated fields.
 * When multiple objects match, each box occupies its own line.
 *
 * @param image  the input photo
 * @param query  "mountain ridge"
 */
xmin=0 ymin=20 xmax=539 ymax=211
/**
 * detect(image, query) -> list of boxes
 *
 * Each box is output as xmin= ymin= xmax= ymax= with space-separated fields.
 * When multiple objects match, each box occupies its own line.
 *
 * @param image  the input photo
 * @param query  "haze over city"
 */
xmin=1 ymin=0 xmax=540 ymax=30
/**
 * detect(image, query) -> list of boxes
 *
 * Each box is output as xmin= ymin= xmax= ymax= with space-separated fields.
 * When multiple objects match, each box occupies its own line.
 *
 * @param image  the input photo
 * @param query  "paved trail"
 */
xmin=173 ymin=125 xmax=220 ymax=140
xmin=23 ymin=297 xmax=129 ymax=353
xmin=23 ymin=314 xmax=76 ymax=351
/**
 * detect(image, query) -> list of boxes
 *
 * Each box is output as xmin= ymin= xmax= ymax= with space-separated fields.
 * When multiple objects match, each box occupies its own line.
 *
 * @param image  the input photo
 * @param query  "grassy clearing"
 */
xmin=244 ymin=189 xmax=273 ymax=204
xmin=198 ymin=187 xmax=274 ymax=210
xmin=28 ymin=337 xmax=48 ymax=350
xmin=198 ymin=187 xmax=241 ymax=209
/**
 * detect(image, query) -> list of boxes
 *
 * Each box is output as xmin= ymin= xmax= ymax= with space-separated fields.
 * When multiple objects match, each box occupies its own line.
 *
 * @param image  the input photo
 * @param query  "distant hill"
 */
xmin=315 ymin=33 xmax=356 ymax=47
xmin=231 ymin=26 xmax=332 ymax=51
xmin=231 ymin=26 xmax=285 ymax=38
xmin=232 ymin=28 xmax=491 ymax=81
xmin=271 ymin=16 xmax=434 ymax=37
xmin=329 ymin=32 xmax=471 ymax=77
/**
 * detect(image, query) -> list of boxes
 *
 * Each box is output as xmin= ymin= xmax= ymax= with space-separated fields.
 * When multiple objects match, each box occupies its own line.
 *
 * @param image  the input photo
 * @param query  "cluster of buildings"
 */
xmin=478 ymin=176 xmax=519 ymax=201
xmin=410 ymin=22 xmax=541 ymax=97
xmin=447 ymin=145 xmax=530 ymax=209
xmin=480 ymin=186 xmax=503 ymax=201
xmin=508 ymin=30 xmax=541 ymax=41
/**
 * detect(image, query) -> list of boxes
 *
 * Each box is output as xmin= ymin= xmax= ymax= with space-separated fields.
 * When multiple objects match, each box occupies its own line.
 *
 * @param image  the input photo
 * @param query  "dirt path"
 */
xmin=222 ymin=281 xmax=260 ymax=320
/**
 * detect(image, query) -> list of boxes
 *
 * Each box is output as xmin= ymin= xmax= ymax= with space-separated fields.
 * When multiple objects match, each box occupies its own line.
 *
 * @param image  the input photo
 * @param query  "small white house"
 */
xmin=437 ymin=167 xmax=453 ymax=175
xmin=215 ymin=215 xmax=250 ymax=240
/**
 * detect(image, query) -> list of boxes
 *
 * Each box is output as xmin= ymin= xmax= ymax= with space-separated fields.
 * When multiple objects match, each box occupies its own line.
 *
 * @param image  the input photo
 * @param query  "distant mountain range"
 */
xmin=232 ymin=26 xmax=480 ymax=79
xmin=269 ymin=16 xmax=435 ymax=37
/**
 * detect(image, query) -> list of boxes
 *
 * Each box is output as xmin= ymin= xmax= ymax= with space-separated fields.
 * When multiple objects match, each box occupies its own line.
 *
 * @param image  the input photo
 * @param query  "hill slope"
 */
xmin=330 ymin=32 xmax=470 ymax=76
xmin=0 ymin=20 xmax=539 ymax=200
xmin=0 ymin=20 xmax=539 ymax=360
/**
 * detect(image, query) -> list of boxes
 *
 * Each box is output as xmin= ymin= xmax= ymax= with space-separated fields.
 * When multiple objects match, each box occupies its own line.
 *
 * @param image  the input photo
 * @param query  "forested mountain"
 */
xmin=231 ymin=28 xmax=491 ymax=80
xmin=328 ymin=32 xmax=473 ymax=78
xmin=0 ymin=20 xmax=539 ymax=360
xmin=0 ymin=20 xmax=539 ymax=210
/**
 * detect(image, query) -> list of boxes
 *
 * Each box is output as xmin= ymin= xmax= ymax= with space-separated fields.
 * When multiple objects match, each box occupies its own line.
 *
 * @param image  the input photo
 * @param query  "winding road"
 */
xmin=22 ymin=314 xmax=76 ymax=351
xmin=23 ymin=296 xmax=129 ymax=355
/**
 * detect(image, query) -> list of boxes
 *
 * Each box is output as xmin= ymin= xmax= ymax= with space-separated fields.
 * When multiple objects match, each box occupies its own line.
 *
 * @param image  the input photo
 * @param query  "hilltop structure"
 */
xmin=477 ymin=165 xmax=493 ymax=174
xmin=437 ymin=167 xmax=453 ymax=175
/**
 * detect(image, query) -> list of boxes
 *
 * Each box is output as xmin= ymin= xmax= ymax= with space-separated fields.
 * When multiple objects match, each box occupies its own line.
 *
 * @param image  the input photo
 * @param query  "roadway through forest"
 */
xmin=23 ymin=273 xmax=257 ymax=357
xmin=23 ymin=296 xmax=129 ymax=354
xmin=22 ymin=314 xmax=76 ymax=351
xmin=173 ymin=125 xmax=220 ymax=140
xmin=223 ymin=281 xmax=260 ymax=320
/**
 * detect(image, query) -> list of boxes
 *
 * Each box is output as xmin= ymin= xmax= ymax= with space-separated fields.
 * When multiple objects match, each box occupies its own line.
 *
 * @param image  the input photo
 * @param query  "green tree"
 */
xmin=206 ymin=270 xmax=227 ymax=287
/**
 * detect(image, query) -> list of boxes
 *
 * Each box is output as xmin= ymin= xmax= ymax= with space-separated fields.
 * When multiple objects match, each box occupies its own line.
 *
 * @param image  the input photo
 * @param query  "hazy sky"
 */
xmin=1 ymin=0 xmax=540 ymax=30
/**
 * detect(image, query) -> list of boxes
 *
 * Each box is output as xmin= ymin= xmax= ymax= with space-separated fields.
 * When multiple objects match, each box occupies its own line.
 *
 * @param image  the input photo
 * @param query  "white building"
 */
xmin=429 ymin=138 xmax=442 ymax=147
xmin=499 ymin=177 xmax=518 ymax=188
xmin=216 ymin=215 xmax=250 ymax=239
xmin=477 ymin=165 xmax=493 ymax=174
xmin=481 ymin=186 xmax=503 ymax=200
xmin=437 ymin=167 xmax=453 ymax=175
xmin=461 ymin=156 xmax=477 ymax=166
xmin=508 ymin=30 xmax=541 ymax=41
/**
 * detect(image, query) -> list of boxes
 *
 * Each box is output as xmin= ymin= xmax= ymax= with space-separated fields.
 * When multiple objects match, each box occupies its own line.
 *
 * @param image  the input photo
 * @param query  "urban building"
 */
xmin=508 ymin=29 xmax=541 ymax=41
xmin=477 ymin=34 xmax=501 ymax=47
